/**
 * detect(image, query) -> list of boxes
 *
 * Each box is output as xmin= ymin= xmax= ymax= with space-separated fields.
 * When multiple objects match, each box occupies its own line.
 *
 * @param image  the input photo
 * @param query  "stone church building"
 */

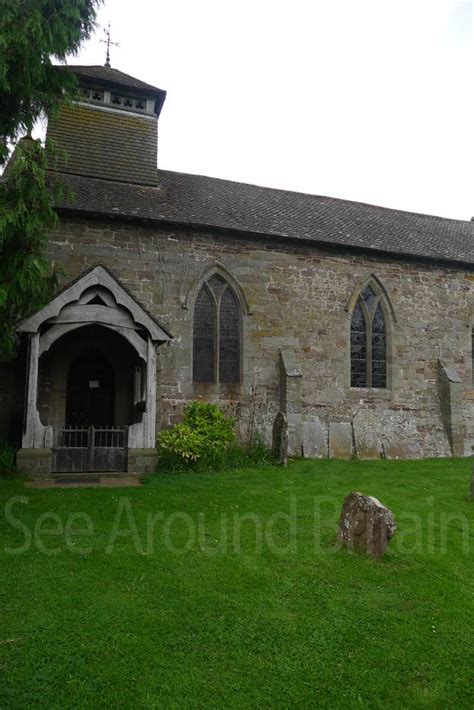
xmin=1 ymin=65 xmax=473 ymax=476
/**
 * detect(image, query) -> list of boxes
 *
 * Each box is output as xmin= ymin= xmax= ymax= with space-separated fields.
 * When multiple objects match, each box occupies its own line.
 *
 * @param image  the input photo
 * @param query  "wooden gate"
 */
xmin=52 ymin=426 xmax=128 ymax=473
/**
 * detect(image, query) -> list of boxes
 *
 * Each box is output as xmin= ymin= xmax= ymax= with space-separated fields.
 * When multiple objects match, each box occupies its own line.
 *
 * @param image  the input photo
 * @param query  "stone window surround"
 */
xmin=183 ymin=263 xmax=252 ymax=395
xmin=345 ymin=273 xmax=396 ymax=395
xmin=193 ymin=278 xmax=241 ymax=385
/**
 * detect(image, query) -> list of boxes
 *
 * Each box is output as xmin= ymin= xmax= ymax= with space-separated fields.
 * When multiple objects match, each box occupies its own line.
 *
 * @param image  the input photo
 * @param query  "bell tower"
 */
xmin=46 ymin=65 xmax=166 ymax=186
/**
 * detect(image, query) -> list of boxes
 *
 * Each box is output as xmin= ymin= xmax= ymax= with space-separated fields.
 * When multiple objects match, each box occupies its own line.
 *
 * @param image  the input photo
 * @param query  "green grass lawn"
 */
xmin=1 ymin=458 xmax=473 ymax=709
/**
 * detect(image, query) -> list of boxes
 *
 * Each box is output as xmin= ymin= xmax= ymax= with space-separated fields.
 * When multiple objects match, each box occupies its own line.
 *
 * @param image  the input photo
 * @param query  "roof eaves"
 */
xmin=56 ymin=204 xmax=474 ymax=270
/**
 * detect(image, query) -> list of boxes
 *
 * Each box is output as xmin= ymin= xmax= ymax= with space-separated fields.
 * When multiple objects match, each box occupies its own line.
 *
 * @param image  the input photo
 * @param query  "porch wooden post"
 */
xmin=144 ymin=337 xmax=157 ymax=448
xmin=23 ymin=332 xmax=45 ymax=448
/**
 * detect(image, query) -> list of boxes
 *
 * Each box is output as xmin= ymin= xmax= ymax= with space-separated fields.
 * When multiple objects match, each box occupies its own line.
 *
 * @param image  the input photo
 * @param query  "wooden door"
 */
xmin=66 ymin=350 xmax=115 ymax=427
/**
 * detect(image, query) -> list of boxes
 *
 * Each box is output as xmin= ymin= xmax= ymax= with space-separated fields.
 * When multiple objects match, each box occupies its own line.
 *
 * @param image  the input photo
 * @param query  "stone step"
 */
xmin=54 ymin=471 xmax=137 ymax=481
xmin=26 ymin=473 xmax=141 ymax=489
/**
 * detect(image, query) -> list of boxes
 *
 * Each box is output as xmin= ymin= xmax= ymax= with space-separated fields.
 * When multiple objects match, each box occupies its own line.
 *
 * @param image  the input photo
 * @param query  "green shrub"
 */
xmin=159 ymin=401 xmax=237 ymax=470
xmin=0 ymin=442 xmax=17 ymax=478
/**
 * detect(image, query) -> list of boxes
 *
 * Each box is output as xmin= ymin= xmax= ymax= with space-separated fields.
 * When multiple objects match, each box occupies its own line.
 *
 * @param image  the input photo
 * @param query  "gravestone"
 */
xmin=382 ymin=440 xmax=422 ymax=459
xmin=352 ymin=410 xmax=382 ymax=459
xmin=279 ymin=349 xmax=302 ymax=457
xmin=438 ymin=360 xmax=465 ymax=456
xmin=328 ymin=422 xmax=353 ymax=459
xmin=302 ymin=419 xmax=328 ymax=458
xmin=272 ymin=412 xmax=289 ymax=466
xmin=338 ymin=491 xmax=397 ymax=557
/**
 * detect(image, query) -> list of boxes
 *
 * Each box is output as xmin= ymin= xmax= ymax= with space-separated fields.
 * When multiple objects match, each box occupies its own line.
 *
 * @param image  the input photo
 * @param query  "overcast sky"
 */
xmin=66 ymin=0 xmax=472 ymax=220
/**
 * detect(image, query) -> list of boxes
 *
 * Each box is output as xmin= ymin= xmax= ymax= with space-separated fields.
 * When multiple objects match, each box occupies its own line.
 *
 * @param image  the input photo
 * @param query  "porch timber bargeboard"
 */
xmin=39 ymin=321 xmax=148 ymax=360
xmin=48 ymin=304 xmax=139 ymax=329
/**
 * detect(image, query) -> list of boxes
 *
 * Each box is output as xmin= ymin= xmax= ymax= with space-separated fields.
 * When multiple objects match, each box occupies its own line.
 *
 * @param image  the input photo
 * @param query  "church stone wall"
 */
xmin=14 ymin=215 xmax=472 ymax=458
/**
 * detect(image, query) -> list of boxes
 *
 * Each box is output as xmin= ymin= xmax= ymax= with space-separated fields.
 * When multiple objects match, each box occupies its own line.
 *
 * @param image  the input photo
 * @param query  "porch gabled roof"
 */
xmin=18 ymin=264 xmax=172 ymax=342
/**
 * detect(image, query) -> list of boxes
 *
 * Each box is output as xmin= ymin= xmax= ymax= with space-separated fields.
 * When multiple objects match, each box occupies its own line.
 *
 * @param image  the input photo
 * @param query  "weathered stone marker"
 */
xmin=352 ymin=410 xmax=381 ymax=459
xmin=338 ymin=492 xmax=397 ymax=557
xmin=272 ymin=412 xmax=289 ymax=466
xmin=328 ymin=422 xmax=352 ymax=459
xmin=302 ymin=419 xmax=328 ymax=458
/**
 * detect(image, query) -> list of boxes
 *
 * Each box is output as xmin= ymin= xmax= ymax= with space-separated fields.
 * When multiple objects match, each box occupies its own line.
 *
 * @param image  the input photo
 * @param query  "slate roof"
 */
xmin=59 ymin=65 xmax=166 ymax=96
xmin=55 ymin=170 xmax=474 ymax=266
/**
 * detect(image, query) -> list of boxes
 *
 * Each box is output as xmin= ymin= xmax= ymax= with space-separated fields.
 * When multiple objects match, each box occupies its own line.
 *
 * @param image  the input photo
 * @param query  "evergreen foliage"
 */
xmin=0 ymin=139 xmax=67 ymax=358
xmin=0 ymin=0 xmax=100 ymax=357
xmin=0 ymin=0 xmax=99 ymax=163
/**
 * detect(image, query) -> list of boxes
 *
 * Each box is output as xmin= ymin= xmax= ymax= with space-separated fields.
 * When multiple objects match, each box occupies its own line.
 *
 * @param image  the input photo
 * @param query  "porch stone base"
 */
xmin=17 ymin=448 xmax=53 ymax=478
xmin=128 ymin=448 xmax=158 ymax=475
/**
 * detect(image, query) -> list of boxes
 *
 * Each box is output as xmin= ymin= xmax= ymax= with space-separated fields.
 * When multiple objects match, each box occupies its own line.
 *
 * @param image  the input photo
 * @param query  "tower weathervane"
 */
xmin=101 ymin=22 xmax=119 ymax=68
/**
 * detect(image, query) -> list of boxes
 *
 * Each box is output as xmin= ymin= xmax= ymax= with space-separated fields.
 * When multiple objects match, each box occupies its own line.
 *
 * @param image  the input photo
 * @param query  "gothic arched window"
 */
xmin=350 ymin=284 xmax=388 ymax=388
xmin=193 ymin=274 xmax=241 ymax=384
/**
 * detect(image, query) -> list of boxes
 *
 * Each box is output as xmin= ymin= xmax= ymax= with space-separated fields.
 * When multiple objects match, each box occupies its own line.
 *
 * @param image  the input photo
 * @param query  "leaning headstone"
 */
xmin=272 ymin=412 xmax=289 ymax=466
xmin=302 ymin=419 xmax=328 ymax=458
xmin=328 ymin=422 xmax=352 ymax=459
xmin=338 ymin=491 xmax=397 ymax=557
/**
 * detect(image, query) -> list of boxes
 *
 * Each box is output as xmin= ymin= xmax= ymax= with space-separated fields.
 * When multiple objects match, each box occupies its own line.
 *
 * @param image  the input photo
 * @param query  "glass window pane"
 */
xmin=219 ymin=288 xmax=240 ymax=383
xmin=351 ymin=302 xmax=368 ymax=387
xmin=372 ymin=304 xmax=386 ymax=334
xmin=193 ymin=287 xmax=215 ymax=383
xmin=208 ymin=274 xmax=227 ymax=299
xmin=371 ymin=304 xmax=386 ymax=388
xmin=361 ymin=286 xmax=376 ymax=310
